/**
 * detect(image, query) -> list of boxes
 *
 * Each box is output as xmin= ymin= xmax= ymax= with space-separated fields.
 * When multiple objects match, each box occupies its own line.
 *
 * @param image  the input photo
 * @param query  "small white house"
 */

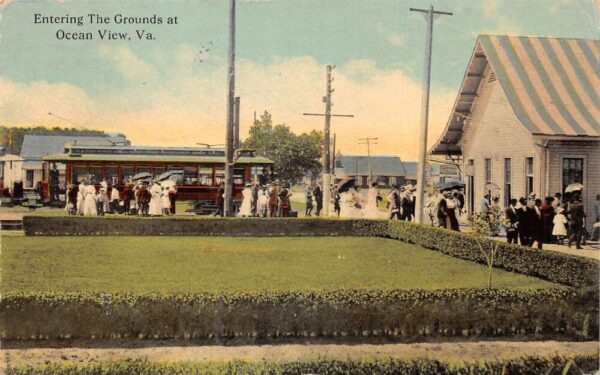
xmin=0 ymin=154 xmax=24 ymax=194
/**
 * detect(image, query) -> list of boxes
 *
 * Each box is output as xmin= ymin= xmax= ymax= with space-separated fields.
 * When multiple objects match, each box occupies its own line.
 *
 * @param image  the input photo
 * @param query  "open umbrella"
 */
xmin=435 ymin=180 xmax=465 ymax=190
xmin=132 ymin=172 xmax=152 ymax=181
xmin=336 ymin=177 xmax=355 ymax=193
xmin=565 ymin=183 xmax=584 ymax=193
xmin=156 ymin=171 xmax=183 ymax=182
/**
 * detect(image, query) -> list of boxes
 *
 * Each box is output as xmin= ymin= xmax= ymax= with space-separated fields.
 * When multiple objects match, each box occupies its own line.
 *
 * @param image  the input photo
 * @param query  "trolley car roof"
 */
xmin=43 ymin=154 xmax=274 ymax=164
xmin=42 ymin=144 xmax=274 ymax=164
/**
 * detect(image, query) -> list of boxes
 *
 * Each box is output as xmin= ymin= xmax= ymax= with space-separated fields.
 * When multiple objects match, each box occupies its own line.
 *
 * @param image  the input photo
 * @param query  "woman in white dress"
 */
xmin=363 ymin=182 xmax=382 ymax=219
xmin=82 ymin=182 xmax=97 ymax=216
xmin=257 ymin=188 xmax=268 ymax=217
xmin=160 ymin=183 xmax=172 ymax=215
xmin=237 ymin=183 xmax=253 ymax=217
xmin=149 ymin=182 xmax=163 ymax=216
xmin=99 ymin=180 xmax=110 ymax=213
xmin=76 ymin=181 xmax=85 ymax=215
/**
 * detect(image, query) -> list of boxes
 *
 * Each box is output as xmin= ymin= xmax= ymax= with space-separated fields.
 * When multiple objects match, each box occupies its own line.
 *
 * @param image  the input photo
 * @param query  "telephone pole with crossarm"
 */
xmin=304 ymin=65 xmax=354 ymax=216
xmin=410 ymin=5 xmax=452 ymax=224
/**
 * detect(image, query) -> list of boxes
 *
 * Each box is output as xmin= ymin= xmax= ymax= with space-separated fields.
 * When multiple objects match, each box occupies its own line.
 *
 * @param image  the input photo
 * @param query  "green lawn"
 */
xmin=1 ymin=237 xmax=558 ymax=293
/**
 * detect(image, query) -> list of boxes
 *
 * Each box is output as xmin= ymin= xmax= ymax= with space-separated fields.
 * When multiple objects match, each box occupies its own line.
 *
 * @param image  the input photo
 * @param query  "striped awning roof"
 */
xmin=479 ymin=35 xmax=599 ymax=136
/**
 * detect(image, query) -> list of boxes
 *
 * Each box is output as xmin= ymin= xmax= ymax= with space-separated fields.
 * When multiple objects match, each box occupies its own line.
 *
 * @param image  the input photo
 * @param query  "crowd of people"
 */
xmin=231 ymin=181 xmax=324 ymax=218
xmin=501 ymin=191 xmax=590 ymax=250
xmin=62 ymin=175 xmax=598 ymax=250
xmin=65 ymin=178 xmax=177 ymax=216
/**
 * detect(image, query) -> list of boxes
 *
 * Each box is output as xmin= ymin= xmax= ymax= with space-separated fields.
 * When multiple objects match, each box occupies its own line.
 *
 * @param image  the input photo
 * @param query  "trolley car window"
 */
xmin=89 ymin=165 xmax=103 ymax=183
xmin=105 ymin=165 xmax=119 ymax=186
xmin=136 ymin=165 xmax=150 ymax=174
xmin=73 ymin=164 xmax=88 ymax=183
xmin=153 ymin=166 xmax=166 ymax=178
xmin=214 ymin=166 xmax=225 ymax=185
xmin=121 ymin=166 xmax=134 ymax=183
xmin=233 ymin=167 xmax=245 ymax=185
xmin=183 ymin=166 xmax=197 ymax=185
xmin=198 ymin=166 xmax=213 ymax=186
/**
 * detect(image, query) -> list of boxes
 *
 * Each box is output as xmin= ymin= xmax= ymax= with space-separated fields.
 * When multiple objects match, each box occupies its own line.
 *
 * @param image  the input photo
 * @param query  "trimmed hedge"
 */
xmin=353 ymin=220 xmax=600 ymax=289
xmin=23 ymin=216 xmax=357 ymax=237
xmin=6 ymin=355 xmax=600 ymax=375
xmin=2 ymin=288 xmax=597 ymax=342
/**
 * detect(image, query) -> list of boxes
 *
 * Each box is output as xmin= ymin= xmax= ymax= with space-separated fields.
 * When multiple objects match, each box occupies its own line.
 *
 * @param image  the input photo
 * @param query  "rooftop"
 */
xmin=431 ymin=35 xmax=600 ymax=155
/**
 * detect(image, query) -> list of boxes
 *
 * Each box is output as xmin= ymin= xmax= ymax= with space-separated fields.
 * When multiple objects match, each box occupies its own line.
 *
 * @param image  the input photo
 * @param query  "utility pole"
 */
xmin=233 ymin=97 xmax=241 ymax=150
xmin=331 ymin=133 xmax=336 ymax=173
xmin=410 ymin=5 xmax=452 ymax=224
xmin=303 ymin=65 xmax=353 ymax=216
xmin=358 ymin=137 xmax=378 ymax=184
xmin=224 ymin=0 xmax=236 ymax=216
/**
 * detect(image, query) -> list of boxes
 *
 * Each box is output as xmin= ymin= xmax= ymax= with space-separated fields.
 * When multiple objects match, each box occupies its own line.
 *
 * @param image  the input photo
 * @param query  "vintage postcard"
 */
xmin=0 ymin=0 xmax=598 ymax=374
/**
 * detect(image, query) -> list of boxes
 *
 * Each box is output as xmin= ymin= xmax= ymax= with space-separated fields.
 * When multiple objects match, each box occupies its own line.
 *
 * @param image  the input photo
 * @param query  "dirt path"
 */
xmin=2 ymin=341 xmax=597 ymax=367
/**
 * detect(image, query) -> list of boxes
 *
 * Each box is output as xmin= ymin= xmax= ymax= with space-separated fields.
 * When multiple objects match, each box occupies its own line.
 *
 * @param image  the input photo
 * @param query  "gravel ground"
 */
xmin=2 ymin=341 xmax=598 ymax=367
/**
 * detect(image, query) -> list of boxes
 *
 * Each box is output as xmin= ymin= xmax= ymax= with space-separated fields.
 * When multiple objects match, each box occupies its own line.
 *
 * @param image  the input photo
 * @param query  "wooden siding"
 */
xmin=461 ymin=65 xmax=541 ymax=210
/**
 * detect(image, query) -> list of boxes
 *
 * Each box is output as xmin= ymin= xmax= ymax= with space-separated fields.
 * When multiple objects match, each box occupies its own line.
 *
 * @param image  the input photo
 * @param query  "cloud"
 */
xmin=0 ymin=46 xmax=456 ymax=160
xmin=377 ymin=22 xmax=406 ymax=47
xmin=98 ymin=45 xmax=159 ymax=83
xmin=476 ymin=0 xmax=522 ymax=36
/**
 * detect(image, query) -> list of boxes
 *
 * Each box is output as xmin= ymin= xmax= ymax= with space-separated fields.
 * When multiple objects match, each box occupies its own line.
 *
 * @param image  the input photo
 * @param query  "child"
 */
xmin=305 ymin=188 xmax=313 ymax=216
xmin=553 ymin=207 xmax=568 ymax=245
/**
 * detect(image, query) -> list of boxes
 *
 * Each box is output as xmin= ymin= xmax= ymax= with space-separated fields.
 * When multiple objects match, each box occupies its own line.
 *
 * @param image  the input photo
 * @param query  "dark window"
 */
xmin=504 ymin=158 xmax=511 ymax=207
xmin=198 ymin=166 xmax=213 ymax=186
xmin=484 ymin=158 xmax=492 ymax=183
xmin=89 ymin=165 xmax=103 ymax=184
xmin=467 ymin=159 xmax=475 ymax=213
xmin=121 ymin=166 xmax=134 ymax=184
xmin=25 ymin=170 xmax=34 ymax=188
xmin=136 ymin=165 xmax=150 ymax=174
xmin=73 ymin=164 xmax=88 ymax=184
xmin=562 ymin=158 xmax=584 ymax=192
xmin=525 ymin=157 xmax=534 ymax=196
xmin=233 ymin=167 xmax=245 ymax=185
xmin=105 ymin=165 xmax=119 ymax=186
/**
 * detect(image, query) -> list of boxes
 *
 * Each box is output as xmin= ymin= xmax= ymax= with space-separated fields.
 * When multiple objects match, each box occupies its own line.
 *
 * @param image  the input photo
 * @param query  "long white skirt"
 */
xmin=149 ymin=196 xmax=162 ymax=215
xmin=238 ymin=197 xmax=252 ymax=217
xmin=82 ymin=194 xmax=97 ymax=216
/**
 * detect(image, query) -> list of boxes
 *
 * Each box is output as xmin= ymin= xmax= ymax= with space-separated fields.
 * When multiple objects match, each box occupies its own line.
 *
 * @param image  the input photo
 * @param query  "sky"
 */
xmin=0 ymin=0 xmax=598 ymax=159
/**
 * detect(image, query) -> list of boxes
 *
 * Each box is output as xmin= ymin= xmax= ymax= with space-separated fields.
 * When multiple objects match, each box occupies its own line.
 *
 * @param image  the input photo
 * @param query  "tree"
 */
xmin=467 ymin=207 xmax=502 ymax=289
xmin=243 ymin=111 xmax=323 ymax=183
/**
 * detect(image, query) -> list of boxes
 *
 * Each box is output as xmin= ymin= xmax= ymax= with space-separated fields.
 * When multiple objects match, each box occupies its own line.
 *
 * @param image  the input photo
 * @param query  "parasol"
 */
xmin=132 ymin=172 xmax=152 ymax=181
xmin=156 ymin=171 xmax=182 ymax=182
xmin=435 ymin=180 xmax=465 ymax=190
xmin=336 ymin=177 xmax=355 ymax=193
xmin=564 ymin=183 xmax=584 ymax=193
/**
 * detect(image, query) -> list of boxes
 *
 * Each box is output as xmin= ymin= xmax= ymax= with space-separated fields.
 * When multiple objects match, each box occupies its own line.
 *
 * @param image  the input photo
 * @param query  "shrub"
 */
xmin=6 ymin=355 xmax=600 ymax=375
xmin=2 ymin=288 xmax=597 ymax=342
xmin=351 ymin=220 xmax=599 ymax=289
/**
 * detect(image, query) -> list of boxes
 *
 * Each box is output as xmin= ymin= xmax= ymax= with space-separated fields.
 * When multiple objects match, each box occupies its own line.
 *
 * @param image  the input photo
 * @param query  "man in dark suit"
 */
xmin=529 ymin=199 xmax=544 ymax=249
xmin=504 ymin=198 xmax=519 ymax=244
xmin=517 ymin=197 xmax=530 ymax=246
xmin=313 ymin=184 xmax=323 ymax=216
xmin=567 ymin=197 xmax=586 ymax=249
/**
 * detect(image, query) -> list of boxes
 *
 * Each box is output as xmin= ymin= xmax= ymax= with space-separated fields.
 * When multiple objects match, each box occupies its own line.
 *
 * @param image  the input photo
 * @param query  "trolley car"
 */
xmin=42 ymin=144 xmax=274 ymax=213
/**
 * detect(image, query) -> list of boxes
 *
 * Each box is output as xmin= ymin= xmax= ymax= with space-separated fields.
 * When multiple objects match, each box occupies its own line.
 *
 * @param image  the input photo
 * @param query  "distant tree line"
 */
xmin=243 ymin=111 xmax=323 ymax=184
xmin=0 ymin=126 xmax=121 ymax=155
